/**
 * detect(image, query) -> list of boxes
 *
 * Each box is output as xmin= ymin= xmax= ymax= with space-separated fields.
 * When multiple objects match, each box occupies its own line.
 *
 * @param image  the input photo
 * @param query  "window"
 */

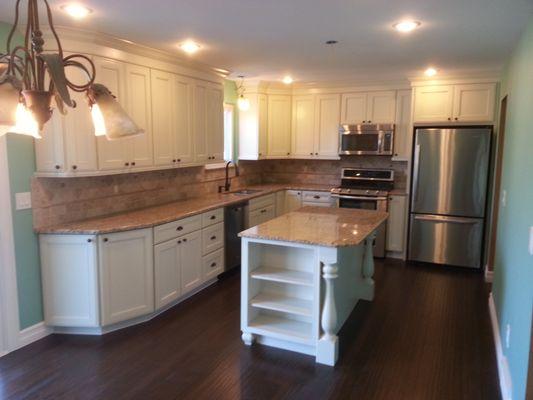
xmin=223 ymin=104 xmax=234 ymax=162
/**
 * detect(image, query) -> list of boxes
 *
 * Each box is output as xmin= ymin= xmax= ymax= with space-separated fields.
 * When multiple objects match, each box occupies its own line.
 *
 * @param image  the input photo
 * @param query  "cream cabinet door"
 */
xmin=125 ymin=64 xmax=153 ymax=169
xmin=154 ymin=238 xmax=181 ymax=310
xmin=315 ymin=94 xmax=340 ymax=157
xmin=99 ymin=228 xmax=154 ymax=326
xmin=386 ymin=195 xmax=407 ymax=253
xmin=291 ymin=95 xmax=316 ymax=158
xmin=367 ymin=91 xmax=396 ymax=124
xmin=452 ymin=83 xmax=496 ymax=122
xmin=392 ymin=89 xmax=412 ymax=161
xmin=341 ymin=93 xmax=367 ymax=124
xmin=193 ymin=81 xmax=209 ymax=162
xmin=180 ymin=230 xmax=203 ymax=295
xmin=40 ymin=234 xmax=99 ymax=327
xmin=93 ymin=57 xmax=129 ymax=171
xmin=206 ymin=85 xmax=224 ymax=162
xmin=285 ymin=190 xmax=302 ymax=212
xmin=174 ymin=76 xmax=195 ymax=164
xmin=151 ymin=70 xmax=176 ymax=167
xmin=267 ymin=95 xmax=292 ymax=157
xmin=258 ymin=94 xmax=268 ymax=158
xmin=35 ymin=111 xmax=66 ymax=173
xmin=413 ymin=85 xmax=454 ymax=123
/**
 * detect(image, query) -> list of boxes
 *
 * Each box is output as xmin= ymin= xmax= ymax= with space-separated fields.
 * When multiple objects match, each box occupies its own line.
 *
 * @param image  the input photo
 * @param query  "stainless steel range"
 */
xmin=331 ymin=168 xmax=394 ymax=257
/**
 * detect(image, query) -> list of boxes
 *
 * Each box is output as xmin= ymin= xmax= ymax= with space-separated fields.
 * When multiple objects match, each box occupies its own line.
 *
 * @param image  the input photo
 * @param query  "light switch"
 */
xmin=529 ymin=226 xmax=533 ymax=256
xmin=15 ymin=192 xmax=32 ymax=210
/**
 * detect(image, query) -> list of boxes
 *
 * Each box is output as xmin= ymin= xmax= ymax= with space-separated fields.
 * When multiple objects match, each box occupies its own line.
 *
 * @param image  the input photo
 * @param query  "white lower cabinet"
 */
xmin=285 ymin=190 xmax=303 ymax=212
xmin=203 ymin=248 xmax=224 ymax=281
xmin=386 ymin=195 xmax=408 ymax=253
xmin=301 ymin=191 xmax=334 ymax=207
xmin=246 ymin=194 xmax=277 ymax=228
xmin=99 ymin=228 xmax=154 ymax=326
xmin=180 ymin=230 xmax=204 ymax=294
xmin=154 ymin=238 xmax=181 ymax=310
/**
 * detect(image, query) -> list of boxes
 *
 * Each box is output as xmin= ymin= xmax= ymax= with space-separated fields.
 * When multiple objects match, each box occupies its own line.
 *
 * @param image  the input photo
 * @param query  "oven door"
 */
xmin=334 ymin=195 xmax=387 ymax=257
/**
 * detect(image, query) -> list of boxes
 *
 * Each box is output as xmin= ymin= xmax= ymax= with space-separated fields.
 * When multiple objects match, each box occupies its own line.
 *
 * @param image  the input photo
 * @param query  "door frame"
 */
xmin=0 ymin=135 xmax=21 ymax=356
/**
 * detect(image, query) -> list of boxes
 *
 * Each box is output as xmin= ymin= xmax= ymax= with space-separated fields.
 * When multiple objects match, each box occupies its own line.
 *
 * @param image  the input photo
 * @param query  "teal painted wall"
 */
xmin=1 ymin=22 xmax=44 ymax=329
xmin=493 ymin=17 xmax=533 ymax=400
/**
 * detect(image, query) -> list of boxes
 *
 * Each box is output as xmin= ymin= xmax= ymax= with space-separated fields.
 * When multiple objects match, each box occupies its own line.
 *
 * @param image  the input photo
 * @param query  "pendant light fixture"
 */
xmin=236 ymin=75 xmax=250 ymax=111
xmin=0 ymin=0 xmax=142 ymax=140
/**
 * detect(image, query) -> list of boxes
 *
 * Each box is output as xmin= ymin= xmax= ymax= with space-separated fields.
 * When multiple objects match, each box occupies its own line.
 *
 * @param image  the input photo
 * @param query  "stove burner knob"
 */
xmin=365 ymin=190 xmax=370 ymax=194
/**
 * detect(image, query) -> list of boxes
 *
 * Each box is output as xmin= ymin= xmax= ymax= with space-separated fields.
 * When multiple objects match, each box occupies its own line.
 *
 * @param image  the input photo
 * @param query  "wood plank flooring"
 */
xmin=0 ymin=260 xmax=500 ymax=400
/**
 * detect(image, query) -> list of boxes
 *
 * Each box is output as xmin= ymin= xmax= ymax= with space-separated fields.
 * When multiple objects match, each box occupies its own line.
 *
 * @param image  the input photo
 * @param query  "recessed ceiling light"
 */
xmin=60 ymin=3 xmax=92 ymax=19
xmin=425 ymin=67 xmax=438 ymax=77
xmin=393 ymin=20 xmax=421 ymax=33
xmin=179 ymin=40 xmax=201 ymax=54
xmin=282 ymin=76 xmax=294 ymax=85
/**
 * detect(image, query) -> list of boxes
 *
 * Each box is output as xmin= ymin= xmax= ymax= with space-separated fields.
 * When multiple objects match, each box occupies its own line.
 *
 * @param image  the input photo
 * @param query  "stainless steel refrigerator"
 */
xmin=408 ymin=127 xmax=492 ymax=269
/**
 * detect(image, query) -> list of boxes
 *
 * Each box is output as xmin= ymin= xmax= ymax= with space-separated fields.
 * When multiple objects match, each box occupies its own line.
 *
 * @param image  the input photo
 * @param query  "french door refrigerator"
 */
xmin=408 ymin=127 xmax=491 ymax=269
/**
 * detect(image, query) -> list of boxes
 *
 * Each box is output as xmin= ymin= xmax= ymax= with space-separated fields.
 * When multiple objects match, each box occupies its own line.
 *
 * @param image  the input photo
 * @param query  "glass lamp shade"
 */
xmin=9 ymin=103 xmax=41 ymax=139
xmin=88 ymin=83 xmax=144 ymax=140
xmin=0 ymin=74 xmax=22 ymax=136
xmin=237 ymin=95 xmax=250 ymax=111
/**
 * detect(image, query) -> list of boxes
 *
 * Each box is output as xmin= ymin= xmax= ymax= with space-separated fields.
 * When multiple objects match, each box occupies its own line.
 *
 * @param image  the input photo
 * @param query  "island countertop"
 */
xmin=238 ymin=206 xmax=388 ymax=247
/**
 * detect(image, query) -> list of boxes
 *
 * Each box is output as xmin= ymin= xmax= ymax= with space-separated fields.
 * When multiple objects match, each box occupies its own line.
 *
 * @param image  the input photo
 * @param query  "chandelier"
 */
xmin=0 ymin=0 xmax=143 ymax=140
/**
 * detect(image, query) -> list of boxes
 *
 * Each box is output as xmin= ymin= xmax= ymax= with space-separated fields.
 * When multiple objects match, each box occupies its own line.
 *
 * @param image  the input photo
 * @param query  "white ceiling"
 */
xmin=1 ymin=0 xmax=533 ymax=82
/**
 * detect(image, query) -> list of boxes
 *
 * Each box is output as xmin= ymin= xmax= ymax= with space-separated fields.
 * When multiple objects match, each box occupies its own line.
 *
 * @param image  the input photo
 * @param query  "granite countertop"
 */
xmin=35 ymin=183 xmax=334 ymax=234
xmin=239 ymin=206 xmax=388 ymax=247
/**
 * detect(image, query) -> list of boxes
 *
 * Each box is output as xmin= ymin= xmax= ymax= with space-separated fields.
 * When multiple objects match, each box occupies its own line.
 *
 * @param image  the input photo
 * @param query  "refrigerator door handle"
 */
xmin=413 ymin=215 xmax=481 ymax=224
xmin=412 ymin=143 xmax=421 ymax=208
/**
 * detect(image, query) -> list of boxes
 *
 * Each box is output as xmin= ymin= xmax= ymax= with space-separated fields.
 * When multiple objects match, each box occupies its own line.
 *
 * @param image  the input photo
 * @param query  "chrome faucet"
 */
xmin=218 ymin=161 xmax=240 ymax=193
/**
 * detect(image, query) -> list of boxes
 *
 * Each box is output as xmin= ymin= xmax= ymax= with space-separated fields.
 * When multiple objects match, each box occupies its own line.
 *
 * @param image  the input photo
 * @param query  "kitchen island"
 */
xmin=239 ymin=206 xmax=388 ymax=366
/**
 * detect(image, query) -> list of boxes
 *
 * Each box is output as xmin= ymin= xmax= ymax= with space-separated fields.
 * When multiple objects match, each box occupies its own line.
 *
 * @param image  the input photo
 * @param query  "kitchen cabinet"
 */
xmin=267 ymin=95 xmax=292 ymax=157
xmin=180 ymin=230 xmax=204 ymax=294
xmin=34 ymin=111 xmax=66 ymax=173
xmin=154 ymin=238 xmax=181 ymax=309
xmin=413 ymin=83 xmax=496 ymax=123
xmin=246 ymin=194 xmax=276 ymax=227
xmin=285 ymin=190 xmax=303 ymax=212
xmin=40 ymin=234 xmax=99 ymax=327
xmin=206 ymin=85 xmax=225 ymax=162
xmin=301 ymin=191 xmax=335 ymax=207
xmin=151 ymin=70 xmax=194 ymax=167
xmin=392 ymin=89 xmax=413 ymax=161
xmin=193 ymin=81 xmax=209 ymax=163
xmin=99 ymin=228 xmax=154 ymax=326
xmin=341 ymin=91 xmax=396 ymax=124
xmin=386 ymin=195 xmax=407 ymax=253
xmin=203 ymin=248 xmax=224 ymax=281
xmin=275 ymin=190 xmax=286 ymax=216
xmin=238 ymin=93 xmax=268 ymax=160
xmin=291 ymin=95 xmax=316 ymax=157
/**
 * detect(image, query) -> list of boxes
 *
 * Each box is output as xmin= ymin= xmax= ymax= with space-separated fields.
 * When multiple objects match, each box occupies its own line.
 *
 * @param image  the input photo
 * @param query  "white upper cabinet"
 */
xmin=267 ymin=95 xmax=292 ymax=157
xmin=413 ymin=83 xmax=496 ymax=123
xmin=392 ymin=89 xmax=413 ymax=161
xmin=206 ymin=85 xmax=224 ymax=162
xmin=258 ymin=94 xmax=268 ymax=158
xmin=341 ymin=91 xmax=396 ymax=124
xmin=238 ymin=93 xmax=268 ymax=160
xmin=314 ymin=94 xmax=341 ymax=157
xmin=35 ymin=110 xmax=66 ymax=173
xmin=174 ymin=76 xmax=195 ymax=164
xmin=193 ymin=81 xmax=209 ymax=163
xmin=452 ymin=83 xmax=496 ymax=122
xmin=291 ymin=95 xmax=316 ymax=157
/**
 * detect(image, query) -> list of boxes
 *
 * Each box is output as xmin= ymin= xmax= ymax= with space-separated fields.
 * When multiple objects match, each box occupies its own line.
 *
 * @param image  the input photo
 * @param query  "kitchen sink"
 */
xmin=224 ymin=189 xmax=263 ymax=196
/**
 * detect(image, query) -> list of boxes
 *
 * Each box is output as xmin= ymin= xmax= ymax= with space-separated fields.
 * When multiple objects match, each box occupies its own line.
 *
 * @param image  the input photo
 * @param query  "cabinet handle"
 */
xmin=313 ymin=195 xmax=320 ymax=199
xmin=210 ymin=262 xmax=217 ymax=268
xmin=177 ymin=226 xmax=183 ymax=231
xmin=287 ymin=152 xmax=290 ymax=156
xmin=315 ymin=153 xmax=318 ymax=155
xmin=72 ymin=165 xmax=77 ymax=170
xmin=87 ymin=238 xmax=92 ymax=243
xmin=125 ymin=162 xmax=130 ymax=166
xmin=210 ymin=235 xmax=217 ymax=240
xmin=362 ymin=120 xmax=366 ymax=123
xmin=210 ymin=215 xmax=216 ymax=220
xmin=55 ymin=165 xmax=60 ymax=170
xmin=309 ymin=152 xmax=313 ymax=155
xmin=368 ymin=120 xmax=372 ymax=123
xmin=394 ymin=153 xmax=398 ymax=156
xmin=260 ymin=209 xmax=266 ymax=213
xmin=103 ymin=238 xmax=108 ymax=242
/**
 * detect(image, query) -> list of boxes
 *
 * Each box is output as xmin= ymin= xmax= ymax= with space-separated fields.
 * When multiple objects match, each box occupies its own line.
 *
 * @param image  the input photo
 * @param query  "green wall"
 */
xmin=223 ymin=79 xmax=239 ymax=161
xmin=1 ymin=22 xmax=44 ymax=329
xmin=493 ymin=16 xmax=533 ymax=400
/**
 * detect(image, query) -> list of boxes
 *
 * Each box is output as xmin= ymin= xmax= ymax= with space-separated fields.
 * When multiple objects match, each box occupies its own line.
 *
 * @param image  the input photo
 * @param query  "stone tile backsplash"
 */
xmin=32 ymin=157 xmax=407 ymax=229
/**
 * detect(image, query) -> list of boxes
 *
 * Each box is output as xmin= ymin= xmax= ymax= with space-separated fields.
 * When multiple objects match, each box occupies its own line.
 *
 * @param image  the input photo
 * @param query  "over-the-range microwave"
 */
xmin=338 ymin=124 xmax=395 ymax=156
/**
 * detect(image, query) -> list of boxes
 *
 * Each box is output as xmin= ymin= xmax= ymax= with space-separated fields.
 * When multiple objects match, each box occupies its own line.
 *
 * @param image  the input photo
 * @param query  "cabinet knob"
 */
xmin=259 ymin=153 xmax=262 ymax=156
xmin=172 ymin=159 xmax=176 ymax=163
xmin=177 ymin=159 xmax=181 ymax=162
xmin=103 ymin=238 xmax=108 ymax=242
xmin=313 ymin=195 xmax=320 ymax=199
xmin=287 ymin=152 xmax=290 ymax=156
xmin=368 ymin=120 xmax=372 ymax=123
xmin=447 ymin=117 xmax=451 ymax=121
xmin=315 ymin=152 xmax=318 ymax=155
xmin=178 ymin=240 xmax=182 ymax=244
xmin=55 ymin=165 xmax=60 ymax=170
xmin=87 ymin=238 xmax=92 ymax=243
xmin=72 ymin=165 xmax=77 ymax=170
xmin=309 ymin=152 xmax=313 ymax=156
xmin=210 ymin=235 xmax=217 ymax=240
xmin=183 ymin=238 xmax=187 ymax=242
xmin=125 ymin=162 xmax=130 ymax=166
xmin=210 ymin=215 xmax=216 ymax=220
xmin=131 ymin=162 xmax=136 ymax=166
xmin=362 ymin=120 xmax=366 ymax=123
xmin=177 ymin=226 xmax=183 ymax=231
xmin=394 ymin=153 xmax=398 ymax=156
xmin=210 ymin=262 xmax=217 ymax=268
xmin=454 ymin=117 xmax=458 ymax=121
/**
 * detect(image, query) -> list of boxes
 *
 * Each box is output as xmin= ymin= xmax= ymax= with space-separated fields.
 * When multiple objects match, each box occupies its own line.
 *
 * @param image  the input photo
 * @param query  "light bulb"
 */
xmin=10 ymin=103 xmax=41 ymax=139
xmin=91 ymin=103 xmax=106 ymax=136
xmin=237 ymin=96 xmax=250 ymax=111
xmin=424 ymin=67 xmax=438 ymax=77
xmin=60 ymin=3 xmax=92 ymax=19
xmin=393 ymin=20 xmax=421 ymax=33
xmin=179 ymin=41 xmax=201 ymax=54
xmin=282 ymin=76 xmax=294 ymax=85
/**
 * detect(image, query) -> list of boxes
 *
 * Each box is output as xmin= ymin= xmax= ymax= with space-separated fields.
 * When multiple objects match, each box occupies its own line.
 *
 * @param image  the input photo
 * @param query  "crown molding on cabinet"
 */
xmin=409 ymin=75 xmax=501 ymax=87
xmin=40 ymin=26 xmax=227 ymax=84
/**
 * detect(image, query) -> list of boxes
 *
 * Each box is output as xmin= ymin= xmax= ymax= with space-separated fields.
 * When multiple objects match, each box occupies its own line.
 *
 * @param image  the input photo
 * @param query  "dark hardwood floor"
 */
xmin=0 ymin=259 xmax=500 ymax=400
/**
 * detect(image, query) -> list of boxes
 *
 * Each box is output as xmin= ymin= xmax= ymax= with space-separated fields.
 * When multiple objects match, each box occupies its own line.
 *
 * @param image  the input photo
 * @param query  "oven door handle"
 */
xmin=331 ymin=194 xmax=388 ymax=201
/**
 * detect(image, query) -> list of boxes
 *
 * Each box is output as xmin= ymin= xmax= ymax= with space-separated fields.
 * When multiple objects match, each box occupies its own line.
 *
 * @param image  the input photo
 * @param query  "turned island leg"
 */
xmin=316 ymin=262 xmax=339 ymax=366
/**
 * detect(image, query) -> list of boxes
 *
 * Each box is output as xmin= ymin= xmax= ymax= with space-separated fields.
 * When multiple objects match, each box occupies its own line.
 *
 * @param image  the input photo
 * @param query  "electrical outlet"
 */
xmin=505 ymin=324 xmax=511 ymax=349
xmin=15 ymin=192 xmax=32 ymax=210
xmin=529 ymin=227 xmax=533 ymax=256
xmin=501 ymin=190 xmax=507 ymax=208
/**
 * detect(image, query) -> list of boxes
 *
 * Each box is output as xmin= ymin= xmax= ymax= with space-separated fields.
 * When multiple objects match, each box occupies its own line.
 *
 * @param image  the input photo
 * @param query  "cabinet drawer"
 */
xmin=302 ymin=201 xmax=333 ymax=208
xmin=154 ymin=214 xmax=202 ymax=244
xmin=203 ymin=248 xmax=224 ymax=281
xmin=249 ymin=204 xmax=276 ymax=227
xmin=302 ymin=191 xmax=332 ymax=203
xmin=202 ymin=208 xmax=224 ymax=228
xmin=248 ymin=194 xmax=275 ymax=211
xmin=202 ymin=222 xmax=224 ymax=255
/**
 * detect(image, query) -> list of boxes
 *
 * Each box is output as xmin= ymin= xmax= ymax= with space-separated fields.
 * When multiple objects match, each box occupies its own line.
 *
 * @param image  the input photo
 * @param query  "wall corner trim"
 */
xmin=485 ymin=266 xmax=494 ymax=283
xmin=17 ymin=321 xmax=52 ymax=350
xmin=489 ymin=292 xmax=513 ymax=400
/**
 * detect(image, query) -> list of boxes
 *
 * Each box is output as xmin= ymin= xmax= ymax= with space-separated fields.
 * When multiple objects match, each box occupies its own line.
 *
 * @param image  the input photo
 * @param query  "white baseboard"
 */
xmin=17 ymin=321 xmax=52 ymax=350
xmin=485 ymin=266 xmax=494 ymax=283
xmin=488 ymin=293 xmax=513 ymax=400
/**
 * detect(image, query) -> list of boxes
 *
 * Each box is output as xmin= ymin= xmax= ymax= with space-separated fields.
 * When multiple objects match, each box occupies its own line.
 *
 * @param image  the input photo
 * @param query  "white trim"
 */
xmin=0 ymin=135 xmax=22 ymax=356
xmin=485 ymin=266 xmax=494 ymax=283
xmin=489 ymin=293 xmax=513 ymax=400
xmin=16 ymin=322 xmax=52 ymax=350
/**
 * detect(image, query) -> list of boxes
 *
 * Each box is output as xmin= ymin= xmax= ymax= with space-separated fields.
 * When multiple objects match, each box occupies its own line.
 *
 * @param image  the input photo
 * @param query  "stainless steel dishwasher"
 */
xmin=225 ymin=203 xmax=246 ymax=271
